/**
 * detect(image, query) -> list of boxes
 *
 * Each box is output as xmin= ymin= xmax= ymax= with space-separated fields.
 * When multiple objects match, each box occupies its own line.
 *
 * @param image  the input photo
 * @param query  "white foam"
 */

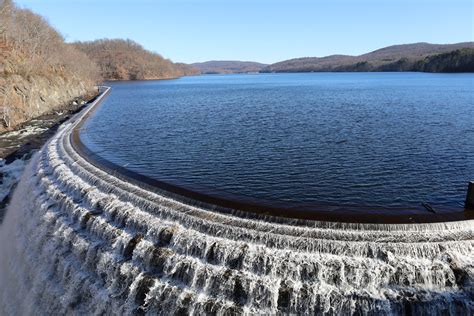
xmin=0 ymin=158 xmax=26 ymax=202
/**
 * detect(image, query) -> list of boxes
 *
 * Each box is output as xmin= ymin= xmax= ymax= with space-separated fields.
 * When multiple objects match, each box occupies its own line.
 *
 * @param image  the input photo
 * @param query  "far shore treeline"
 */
xmin=0 ymin=0 xmax=473 ymax=132
xmin=261 ymin=43 xmax=474 ymax=74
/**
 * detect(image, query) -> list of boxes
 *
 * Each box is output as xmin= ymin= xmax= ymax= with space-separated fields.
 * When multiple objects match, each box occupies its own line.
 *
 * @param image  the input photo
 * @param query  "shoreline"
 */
xmin=0 ymin=92 xmax=99 ymax=160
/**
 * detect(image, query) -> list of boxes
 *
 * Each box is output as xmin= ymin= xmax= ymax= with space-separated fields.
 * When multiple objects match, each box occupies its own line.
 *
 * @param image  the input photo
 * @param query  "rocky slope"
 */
xmin=0 ymin=0 xmax=99 ymax=133
xmin=0 ymin=74 xmax=95 ymax=133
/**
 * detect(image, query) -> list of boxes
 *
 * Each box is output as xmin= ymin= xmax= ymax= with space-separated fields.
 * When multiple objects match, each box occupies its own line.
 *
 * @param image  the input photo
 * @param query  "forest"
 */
xmin=412 ymin=48 xmax=474 ymax=72
xmin=262 ymin=43 xmax=474 ymax=73
xmin=0 ymin=0 xmax=99 ymax=131
xmin=74 ymin=39 xmax=198 ymax=81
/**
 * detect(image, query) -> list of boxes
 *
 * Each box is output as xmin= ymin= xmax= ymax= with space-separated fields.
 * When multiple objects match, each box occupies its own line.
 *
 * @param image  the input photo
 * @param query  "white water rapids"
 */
xmin=0 ymin=89 xmax=473 ymax=315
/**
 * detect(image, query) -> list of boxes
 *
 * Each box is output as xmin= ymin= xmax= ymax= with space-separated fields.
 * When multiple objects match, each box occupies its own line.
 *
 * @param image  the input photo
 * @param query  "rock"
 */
xmin=206 ymin=242 xmax=218 ymax=264
xmin=134 ymin=274 xmax=155 ymax=307
xmin=80 ymin=212 xmax=93 ymax=228
xmin=157 ymin=226 xmax=175 ymax=246
xmin=123 ymin=234 xmax=143 ymax=260
xmin=233 ymin=275 xmax=248 ymax=305
xmin=149 ymin=247 xmax=173 ymax=274
xmin=277 ymin=281 xmax=292 ymax=310
xmin=227 ymin=244 xmax=248 ymax=269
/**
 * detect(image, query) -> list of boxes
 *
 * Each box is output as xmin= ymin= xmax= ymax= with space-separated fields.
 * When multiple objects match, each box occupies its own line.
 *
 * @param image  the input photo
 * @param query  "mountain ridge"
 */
xmin=191 ymin=60 xmax=268 ymax=74
xmin=262 ymin=42 xmax=474 ymax=73
xmin=192 ymin=42 xmax=474 ymax=74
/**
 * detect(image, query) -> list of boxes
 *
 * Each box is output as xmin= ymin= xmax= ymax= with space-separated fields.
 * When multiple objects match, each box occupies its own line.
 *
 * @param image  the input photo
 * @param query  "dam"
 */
xmin=0 ymin=82 xmax=473 ymax=315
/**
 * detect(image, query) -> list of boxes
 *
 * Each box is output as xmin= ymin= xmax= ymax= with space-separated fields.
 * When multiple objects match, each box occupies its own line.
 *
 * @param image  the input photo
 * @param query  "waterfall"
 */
xmin=0 ymin=89 xmax=473 ymax=315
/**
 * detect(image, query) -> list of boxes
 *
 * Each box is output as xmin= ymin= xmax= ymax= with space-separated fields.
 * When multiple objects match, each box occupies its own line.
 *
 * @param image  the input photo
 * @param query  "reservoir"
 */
xmin=80 ymin=73 xmax=474 ymax=216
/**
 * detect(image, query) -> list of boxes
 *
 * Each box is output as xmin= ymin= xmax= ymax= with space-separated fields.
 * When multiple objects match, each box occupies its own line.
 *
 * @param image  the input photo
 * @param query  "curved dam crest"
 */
xmin=0 ymin=87 xmax=473 ymax=315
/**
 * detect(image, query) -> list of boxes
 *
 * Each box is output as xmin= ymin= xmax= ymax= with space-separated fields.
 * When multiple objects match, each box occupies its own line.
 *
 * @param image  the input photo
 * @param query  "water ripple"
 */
xmin=81 ymin=73 xmax=474 ymax=212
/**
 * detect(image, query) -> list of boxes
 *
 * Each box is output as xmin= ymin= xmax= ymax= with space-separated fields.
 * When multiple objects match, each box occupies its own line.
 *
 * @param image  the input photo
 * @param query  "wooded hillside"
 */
xmin=0 ymin=0 xmax=99 ymax=132
xmin=74 ymin=39 xmax=198 ymax=81
xmin=0 ymin=0 xmax=198 ymax=132
xmin=262 ymin=42 xmax=474 ymax=73
xmin=412 ymin=48 xmax=474 ymax=73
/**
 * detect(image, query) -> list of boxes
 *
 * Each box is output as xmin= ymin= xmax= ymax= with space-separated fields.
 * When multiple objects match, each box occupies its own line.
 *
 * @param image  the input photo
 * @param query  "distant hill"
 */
xmin=412 ymin=48 xmax=474 ymax=73
xmin=191 ymin=60 xmax=268 ymax=74
xmin=74 ymin=39 xmax=199 ymax=80
xmin=262 ymin=42 xmax=474 ymax=73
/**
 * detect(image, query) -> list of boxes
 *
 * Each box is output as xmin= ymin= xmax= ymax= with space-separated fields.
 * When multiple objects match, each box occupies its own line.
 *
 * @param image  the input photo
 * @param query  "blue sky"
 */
xmin=15 ymin=0 xmax=474 ymax=64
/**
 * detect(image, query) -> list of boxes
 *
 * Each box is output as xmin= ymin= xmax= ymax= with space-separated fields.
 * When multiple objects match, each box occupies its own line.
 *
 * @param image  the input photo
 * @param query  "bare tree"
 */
xmin=74 ymin=39 xmax=198 ymax=80
xmin=0 ymin=0 xmax=100 ymax=131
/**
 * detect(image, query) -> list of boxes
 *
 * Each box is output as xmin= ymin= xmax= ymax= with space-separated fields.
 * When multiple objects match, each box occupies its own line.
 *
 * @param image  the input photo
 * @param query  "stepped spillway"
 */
xmin=0 ymin=88 xmax=473 ymax=315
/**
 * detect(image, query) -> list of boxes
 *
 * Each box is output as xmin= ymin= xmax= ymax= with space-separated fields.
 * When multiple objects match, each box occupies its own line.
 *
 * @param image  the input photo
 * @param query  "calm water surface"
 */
xmin=81 ymin=73 xmax=474 ymax=213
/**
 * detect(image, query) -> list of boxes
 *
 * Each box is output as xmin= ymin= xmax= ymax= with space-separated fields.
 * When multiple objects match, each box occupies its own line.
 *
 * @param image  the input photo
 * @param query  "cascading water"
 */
xmin=0 ymin=88 xmax=473 ymax=315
